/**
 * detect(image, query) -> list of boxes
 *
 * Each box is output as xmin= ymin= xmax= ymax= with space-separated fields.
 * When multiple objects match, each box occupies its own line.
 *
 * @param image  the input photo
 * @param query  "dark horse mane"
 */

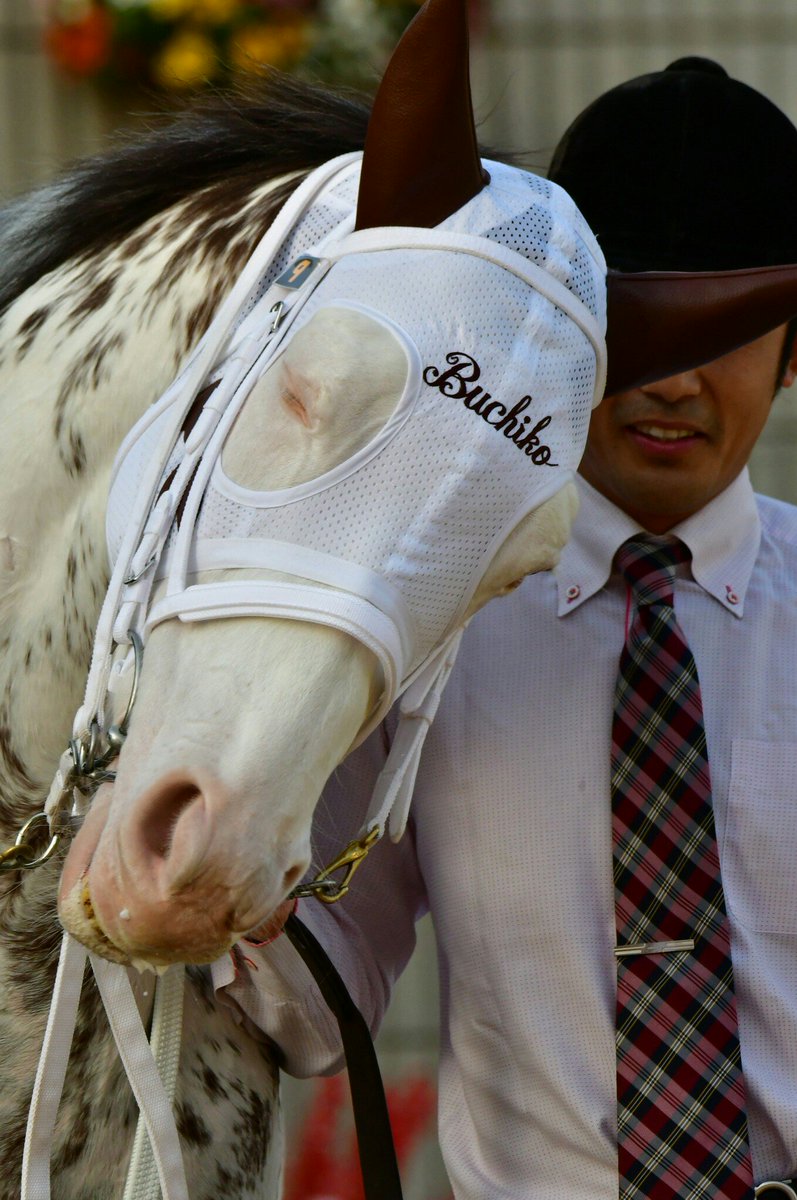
xmin=0 ymin=72 xmax=373 ymax=318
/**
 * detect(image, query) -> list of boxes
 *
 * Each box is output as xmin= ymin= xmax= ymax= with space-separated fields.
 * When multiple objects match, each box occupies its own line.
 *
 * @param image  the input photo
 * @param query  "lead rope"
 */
xmin=121 ymin=968 xmax=186 ymax=1200
xmin=92 ymin=960 xmax=187 ymax=1200
xmin=283 ymin=914 xmax=404 ymax=1200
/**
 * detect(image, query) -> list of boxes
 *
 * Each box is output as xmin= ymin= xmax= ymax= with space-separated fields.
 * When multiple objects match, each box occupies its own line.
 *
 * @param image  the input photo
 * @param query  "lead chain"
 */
xmin=0 ymin=631 xmax=143 ymax=875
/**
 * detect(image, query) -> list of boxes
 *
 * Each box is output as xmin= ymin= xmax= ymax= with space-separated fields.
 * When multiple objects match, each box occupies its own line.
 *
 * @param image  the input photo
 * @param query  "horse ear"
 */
xmin=605 ymin=264 xmax=797 ymax=395
xmin=355 ymin=0 xmax=489 ymax=231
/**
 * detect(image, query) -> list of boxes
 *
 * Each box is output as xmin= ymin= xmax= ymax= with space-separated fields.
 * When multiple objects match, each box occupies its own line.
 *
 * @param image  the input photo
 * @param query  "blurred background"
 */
xmin=3 ymin=1 xmax=797 ymax=1196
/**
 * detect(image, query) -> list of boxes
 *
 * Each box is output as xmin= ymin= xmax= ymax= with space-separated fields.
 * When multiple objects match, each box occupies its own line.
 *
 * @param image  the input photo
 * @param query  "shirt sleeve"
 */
xmin=210 ymin=720 xmax=428 ymax=1078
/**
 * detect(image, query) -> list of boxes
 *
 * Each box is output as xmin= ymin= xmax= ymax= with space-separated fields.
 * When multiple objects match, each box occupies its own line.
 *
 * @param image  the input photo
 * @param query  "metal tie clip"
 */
xmin=614 ymin=939 xmax=695 ymax=959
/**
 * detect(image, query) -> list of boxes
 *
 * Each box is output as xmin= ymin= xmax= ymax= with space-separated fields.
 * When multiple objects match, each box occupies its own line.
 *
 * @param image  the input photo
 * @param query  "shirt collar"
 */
xmin=555 ymin=469 xmax=761 ymax=619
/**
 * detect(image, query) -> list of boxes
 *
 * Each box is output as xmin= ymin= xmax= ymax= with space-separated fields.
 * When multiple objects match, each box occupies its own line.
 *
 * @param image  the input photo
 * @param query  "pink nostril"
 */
xmin=140 ymin=780 xmax=203 ymax=860
xmin=283 ymin=862 xmax=304 ymax=895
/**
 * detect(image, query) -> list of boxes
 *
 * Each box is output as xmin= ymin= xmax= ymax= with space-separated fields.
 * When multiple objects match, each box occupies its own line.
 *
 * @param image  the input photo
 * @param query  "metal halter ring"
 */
xmin=0 ymin=812 xmax=62 ymax=872
xmin=0 ymin=631 xmax=144 ymax=874
xmin=70 ymin=630 xmax=144 ymax=788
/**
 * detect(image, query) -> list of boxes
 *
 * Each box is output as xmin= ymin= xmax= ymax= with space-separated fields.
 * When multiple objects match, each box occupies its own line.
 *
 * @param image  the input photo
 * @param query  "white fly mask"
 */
xmin=96 ymin=151 xmax=606 ymax=839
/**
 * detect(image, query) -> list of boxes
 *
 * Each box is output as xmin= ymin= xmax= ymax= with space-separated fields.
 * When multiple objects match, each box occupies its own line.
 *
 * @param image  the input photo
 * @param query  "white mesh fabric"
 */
xmin=225 ymin=162 xmax=362 ymax=333
xmin=106 ymin=154 xmax=606 ymax=707
xmin=198 ymin=251 xmax=597 ymax=661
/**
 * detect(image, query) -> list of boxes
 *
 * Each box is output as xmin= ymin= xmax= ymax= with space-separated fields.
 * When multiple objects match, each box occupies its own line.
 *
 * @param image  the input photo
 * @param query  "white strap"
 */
xmin=122 ymin=968 xmax=186 ymax=1200
xmin=366 ymin=628 xmax=465 ymax=841
xmin=21 ymin=941 xmax=186 ymax=1200
xmin=171 ymin=153 xmax=361 ymax=410
xmin=87 ymin=326 xmax=277 ymax=721
xmin=21 ymin=933 xmax=88 ymax=1199
xmin=188 ymin=537 xmax=415 ymax=665
xmin=91 ymin=960 xmax=188 ymax=1200
xmin=145 ymin=579 xmax=406 ymax=712
xmin=77 ymin=153 xmax=364 ymax=740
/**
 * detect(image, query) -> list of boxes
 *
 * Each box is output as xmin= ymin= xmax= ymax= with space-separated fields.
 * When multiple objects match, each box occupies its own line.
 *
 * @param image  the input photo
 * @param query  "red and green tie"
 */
xmin=612 ymin=535 xmax=753 ymax=1199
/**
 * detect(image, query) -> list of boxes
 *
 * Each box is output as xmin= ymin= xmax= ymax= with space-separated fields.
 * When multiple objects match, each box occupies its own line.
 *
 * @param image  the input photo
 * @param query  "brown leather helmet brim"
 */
xmin=605 ymin=264 xmax=797 ymax=396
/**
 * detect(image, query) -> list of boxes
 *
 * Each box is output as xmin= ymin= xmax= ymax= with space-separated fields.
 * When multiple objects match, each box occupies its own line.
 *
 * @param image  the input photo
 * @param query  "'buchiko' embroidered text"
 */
xmin=423 ymin=352 xmax=556 ymax=464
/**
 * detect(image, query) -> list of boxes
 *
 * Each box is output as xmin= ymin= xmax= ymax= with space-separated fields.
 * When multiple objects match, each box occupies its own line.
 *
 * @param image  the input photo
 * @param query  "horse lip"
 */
xmin=79 ymin=875 xmax=132 ymax=963
xmin=57 ymin=870 xmax=133 ymax=966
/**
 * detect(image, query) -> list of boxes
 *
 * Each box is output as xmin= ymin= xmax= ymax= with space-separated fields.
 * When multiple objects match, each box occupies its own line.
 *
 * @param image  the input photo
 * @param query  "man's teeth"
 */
xmin=635 ymin=424 xmax=694 ymax=441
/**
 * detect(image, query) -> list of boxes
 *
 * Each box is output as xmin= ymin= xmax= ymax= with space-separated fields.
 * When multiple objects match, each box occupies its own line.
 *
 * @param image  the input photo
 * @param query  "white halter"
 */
xmin=27 ymin=151 xmax=606 ymax=1200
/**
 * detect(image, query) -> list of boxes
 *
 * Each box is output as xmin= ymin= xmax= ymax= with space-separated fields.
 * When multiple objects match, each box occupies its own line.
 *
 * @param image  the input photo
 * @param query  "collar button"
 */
xmin=726 ymin=585 xmax=740 ymax=606
xmin=566 ymin=584 xmax=581 ymax=603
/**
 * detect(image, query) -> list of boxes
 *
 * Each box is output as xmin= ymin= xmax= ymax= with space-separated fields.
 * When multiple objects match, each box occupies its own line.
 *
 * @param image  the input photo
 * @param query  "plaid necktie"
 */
xmin=612 ymin=535 xmax=753 ymax=1199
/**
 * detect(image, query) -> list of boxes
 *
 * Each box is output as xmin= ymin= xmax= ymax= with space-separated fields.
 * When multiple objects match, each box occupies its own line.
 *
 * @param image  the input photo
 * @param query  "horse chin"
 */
xmin=57 ymin=785 xmax=131 ymax=963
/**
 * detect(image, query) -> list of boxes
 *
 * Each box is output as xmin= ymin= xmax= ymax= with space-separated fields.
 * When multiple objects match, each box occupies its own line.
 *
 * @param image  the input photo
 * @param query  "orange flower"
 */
xmin=44 ymin=4 xmax=112 ymax=77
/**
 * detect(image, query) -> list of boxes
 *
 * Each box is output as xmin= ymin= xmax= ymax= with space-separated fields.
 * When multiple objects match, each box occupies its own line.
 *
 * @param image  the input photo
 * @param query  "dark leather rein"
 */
xmin=284 ymin=912 xmax=405 ymax=1199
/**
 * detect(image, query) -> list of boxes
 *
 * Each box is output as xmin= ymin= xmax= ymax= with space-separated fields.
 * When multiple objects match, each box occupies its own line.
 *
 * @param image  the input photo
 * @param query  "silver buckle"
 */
xmin=755 ymin=1182 xmax=797 ymax=1199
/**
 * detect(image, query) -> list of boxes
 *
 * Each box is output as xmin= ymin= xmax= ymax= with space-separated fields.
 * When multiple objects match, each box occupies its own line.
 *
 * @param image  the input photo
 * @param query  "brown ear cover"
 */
xmin=355 ymin=0 xmax=488 ymax=232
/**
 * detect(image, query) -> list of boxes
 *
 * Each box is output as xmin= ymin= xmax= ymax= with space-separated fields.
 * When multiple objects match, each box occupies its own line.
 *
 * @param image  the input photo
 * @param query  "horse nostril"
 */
xmin=283 ymin=862 xmax=304 ymax=894
xmin=141 ymin=781 xmax=202 ymax=860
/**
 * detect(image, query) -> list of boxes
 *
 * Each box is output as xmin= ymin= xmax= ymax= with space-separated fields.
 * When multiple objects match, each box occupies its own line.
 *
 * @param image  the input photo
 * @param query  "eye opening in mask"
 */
xmin=216 ymin=300 xmax=421 ymax=506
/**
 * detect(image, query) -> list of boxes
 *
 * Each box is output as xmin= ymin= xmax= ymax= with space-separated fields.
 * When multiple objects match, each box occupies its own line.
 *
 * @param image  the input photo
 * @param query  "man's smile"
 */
xmin=622 ymin=416 xmax=708 ymax=455
xmin=631 ymin=421 xmax=702 ymax=442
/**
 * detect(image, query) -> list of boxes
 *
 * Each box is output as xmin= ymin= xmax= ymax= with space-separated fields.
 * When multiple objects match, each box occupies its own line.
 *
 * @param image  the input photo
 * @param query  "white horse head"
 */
xmin=55 ymin=0 xmax=607 ymax=969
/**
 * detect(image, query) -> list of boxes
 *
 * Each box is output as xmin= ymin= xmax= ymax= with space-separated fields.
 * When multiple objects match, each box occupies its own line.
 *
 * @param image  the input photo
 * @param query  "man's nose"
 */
xmin=639 ymin=369 xmax=702 ymax=402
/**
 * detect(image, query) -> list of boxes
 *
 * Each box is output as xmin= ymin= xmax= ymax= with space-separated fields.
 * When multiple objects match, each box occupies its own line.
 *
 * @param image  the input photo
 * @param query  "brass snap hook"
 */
xmin=292 ymin=826 xmax=380 ymax=905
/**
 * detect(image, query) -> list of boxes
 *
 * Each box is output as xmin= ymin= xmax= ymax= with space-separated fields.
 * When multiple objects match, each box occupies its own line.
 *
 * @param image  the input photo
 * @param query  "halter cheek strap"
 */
xmin=366 ymin=627 xmax=465 ymax=841
xmin=75 ymin=152 xmax=364 ymax=743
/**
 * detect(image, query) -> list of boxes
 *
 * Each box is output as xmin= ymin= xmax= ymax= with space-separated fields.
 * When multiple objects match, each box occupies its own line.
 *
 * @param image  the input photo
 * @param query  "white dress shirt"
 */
xmin=214 ymin=468 xmax=797 ymax=1199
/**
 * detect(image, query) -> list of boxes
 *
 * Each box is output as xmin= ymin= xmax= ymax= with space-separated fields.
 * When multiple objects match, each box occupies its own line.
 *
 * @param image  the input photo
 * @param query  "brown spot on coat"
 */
xmin=16 ymin=306 xmax=51 ymax=359
xmin=67 ymin=274 xmax=117 ymax=330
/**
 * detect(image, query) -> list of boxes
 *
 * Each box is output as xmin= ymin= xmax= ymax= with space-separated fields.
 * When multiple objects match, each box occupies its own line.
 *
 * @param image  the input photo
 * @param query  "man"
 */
xmin=224 ymin=60 xmax=797 ymax=1198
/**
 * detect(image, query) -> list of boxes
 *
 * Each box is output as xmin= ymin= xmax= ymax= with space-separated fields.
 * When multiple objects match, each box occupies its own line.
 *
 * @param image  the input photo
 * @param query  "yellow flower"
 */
xmin=147 ymin=0 xmax=240 ymax=21
xmin=230 ymin=20 xmax=309 ymax=73
xmin=190 ymin=0 xmax=240 ymax=21
xmin=147 ymin=0 xmax=195 ymax=19
xmin=152 ymin=29 xmax=218 ymax=88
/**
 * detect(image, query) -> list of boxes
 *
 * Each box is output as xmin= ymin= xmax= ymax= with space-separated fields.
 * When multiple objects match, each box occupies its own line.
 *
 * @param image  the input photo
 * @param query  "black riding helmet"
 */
xmin=548 ymin=57 xmax=797 ymax=273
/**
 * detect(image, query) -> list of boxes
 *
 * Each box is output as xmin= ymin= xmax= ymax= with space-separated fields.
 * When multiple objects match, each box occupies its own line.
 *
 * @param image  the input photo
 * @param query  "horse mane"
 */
xmin=0 ymin=72 xmax=372 ymax=317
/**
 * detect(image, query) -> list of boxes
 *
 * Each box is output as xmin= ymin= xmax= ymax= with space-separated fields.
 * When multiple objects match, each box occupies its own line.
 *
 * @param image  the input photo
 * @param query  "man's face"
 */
xmin=579 ymin=325 xmax=796 ymax=531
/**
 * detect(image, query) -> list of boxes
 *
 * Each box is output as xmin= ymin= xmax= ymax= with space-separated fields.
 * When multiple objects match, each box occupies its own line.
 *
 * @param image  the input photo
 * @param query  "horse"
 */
xmin=0 ymin=73 xmax=370 ymax=1200
xmin=0 ymin=0 xmax=612 ymax=1192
